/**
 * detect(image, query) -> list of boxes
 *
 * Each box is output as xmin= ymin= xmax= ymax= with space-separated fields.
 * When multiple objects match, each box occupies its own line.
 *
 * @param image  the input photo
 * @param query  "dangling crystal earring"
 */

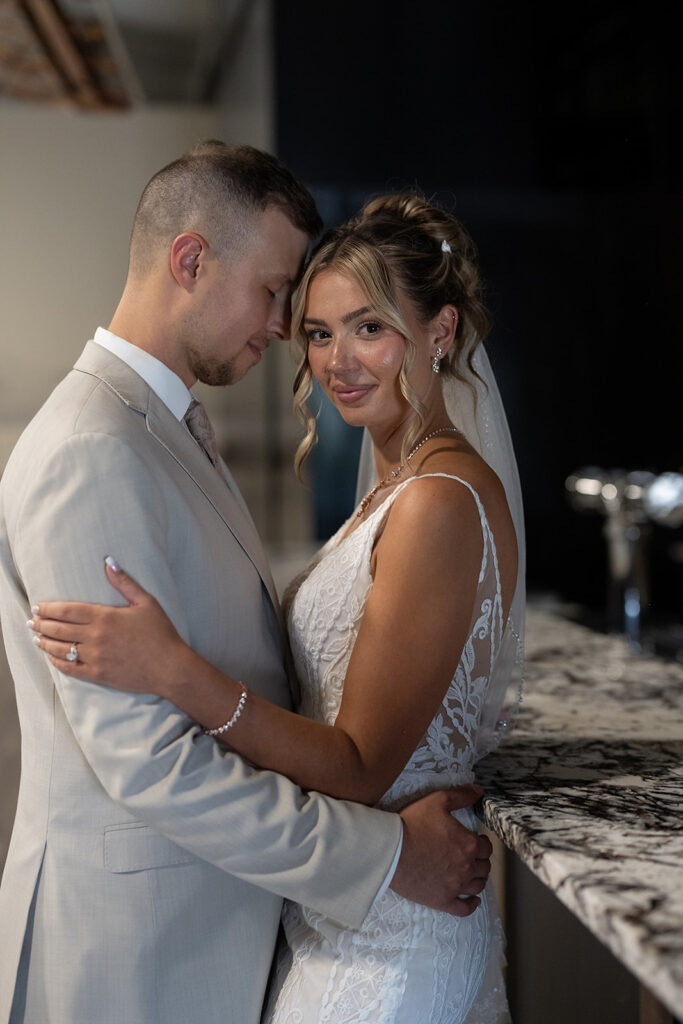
xmin=432 ymin=346 xmax=443 ymax=374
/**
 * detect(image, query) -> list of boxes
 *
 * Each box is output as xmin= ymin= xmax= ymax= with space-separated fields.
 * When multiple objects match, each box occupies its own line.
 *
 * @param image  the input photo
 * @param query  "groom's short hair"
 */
xmin=129 ymin=140 xmax=321 ymax=275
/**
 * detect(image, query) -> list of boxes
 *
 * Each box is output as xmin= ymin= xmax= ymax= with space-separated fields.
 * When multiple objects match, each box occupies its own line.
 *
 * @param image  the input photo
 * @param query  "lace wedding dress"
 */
xmin=264 ymin=473 xmax=511 ymax=1024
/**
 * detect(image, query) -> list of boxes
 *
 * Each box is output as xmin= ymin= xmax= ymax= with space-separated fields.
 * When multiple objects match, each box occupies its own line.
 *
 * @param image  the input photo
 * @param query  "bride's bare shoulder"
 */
xmin=409 ymin=443 xmax=516 ymax=569
xmin=383 ymin=453 xmax=490 ymax=549
xmin=411 ymin=439 xmax=509 ymax=515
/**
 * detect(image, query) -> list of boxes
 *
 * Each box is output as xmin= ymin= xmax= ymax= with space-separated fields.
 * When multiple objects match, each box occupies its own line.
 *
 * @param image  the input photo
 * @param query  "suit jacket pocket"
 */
xmin=104 ymin=822 xmax=197 ymax=873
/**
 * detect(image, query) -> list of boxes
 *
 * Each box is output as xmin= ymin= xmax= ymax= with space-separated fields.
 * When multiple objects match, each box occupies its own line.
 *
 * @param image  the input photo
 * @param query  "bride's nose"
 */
xmin=326 ymin=336 xmax=357 ymax=373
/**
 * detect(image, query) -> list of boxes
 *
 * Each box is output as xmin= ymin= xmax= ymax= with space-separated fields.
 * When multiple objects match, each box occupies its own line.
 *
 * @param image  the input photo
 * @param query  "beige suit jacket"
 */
xmin=0 ymin=342 xmax=401 ymax=1024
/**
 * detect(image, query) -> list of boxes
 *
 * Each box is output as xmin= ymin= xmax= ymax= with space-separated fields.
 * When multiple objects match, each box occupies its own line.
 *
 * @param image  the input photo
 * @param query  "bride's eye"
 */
xmin=306 ymin=328 xmax=330 ymax=345
xmin=359 ymin=321 xmax=383 ymax=337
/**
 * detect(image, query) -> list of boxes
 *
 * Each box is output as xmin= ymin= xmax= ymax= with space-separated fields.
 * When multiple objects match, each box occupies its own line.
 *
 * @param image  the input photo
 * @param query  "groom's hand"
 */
xmin=389 ymin=786 xmax=493 ymax=917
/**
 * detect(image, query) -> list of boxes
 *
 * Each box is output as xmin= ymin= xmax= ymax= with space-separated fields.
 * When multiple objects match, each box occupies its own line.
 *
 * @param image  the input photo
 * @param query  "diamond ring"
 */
xmin=65 ymin=643 xmax=79 ymax=663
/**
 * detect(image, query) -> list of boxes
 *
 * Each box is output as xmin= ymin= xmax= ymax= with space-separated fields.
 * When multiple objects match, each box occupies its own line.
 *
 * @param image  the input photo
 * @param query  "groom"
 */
xmin=0 ymin=141 xmax=492 ymax=1023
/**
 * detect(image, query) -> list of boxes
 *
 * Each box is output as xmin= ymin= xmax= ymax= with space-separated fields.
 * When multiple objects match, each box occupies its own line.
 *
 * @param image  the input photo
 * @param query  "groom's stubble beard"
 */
xmin=187 ymin=345 xmax=239 ymax=386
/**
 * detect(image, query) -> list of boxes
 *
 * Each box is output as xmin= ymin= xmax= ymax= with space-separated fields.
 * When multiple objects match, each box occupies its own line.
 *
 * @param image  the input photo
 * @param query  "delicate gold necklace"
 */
xmin=356 ymin=427 xmax=461 ymax=517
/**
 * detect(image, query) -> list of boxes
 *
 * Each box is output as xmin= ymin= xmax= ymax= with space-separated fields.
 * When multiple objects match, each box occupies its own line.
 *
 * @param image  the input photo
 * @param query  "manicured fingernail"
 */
xmin=31 ymin=605 xmax=39 ymax=616
xmin=105 ymin=556 xmax=121 ymax=572
xmin=26 ymin=619 xmax=35 ymax=629
xmin=32 ymin=635 xmax=41 ymax=647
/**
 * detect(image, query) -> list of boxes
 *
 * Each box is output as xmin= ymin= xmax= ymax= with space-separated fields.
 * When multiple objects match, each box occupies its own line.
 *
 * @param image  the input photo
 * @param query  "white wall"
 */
xmin=0 ymin=101 xmax=220 ymax=461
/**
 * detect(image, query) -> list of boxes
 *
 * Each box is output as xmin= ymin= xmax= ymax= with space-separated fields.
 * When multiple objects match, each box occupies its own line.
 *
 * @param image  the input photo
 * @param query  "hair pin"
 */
xmin=441 ymin=239 xmax=452 ymax=254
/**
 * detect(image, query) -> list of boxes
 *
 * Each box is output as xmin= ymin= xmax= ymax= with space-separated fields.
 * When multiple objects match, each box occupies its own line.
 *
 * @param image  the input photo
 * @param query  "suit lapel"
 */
xmin=146 ymin=396 xmax=281 ymax=614
xmin=73 ymin=342 xmax=282 ymax=619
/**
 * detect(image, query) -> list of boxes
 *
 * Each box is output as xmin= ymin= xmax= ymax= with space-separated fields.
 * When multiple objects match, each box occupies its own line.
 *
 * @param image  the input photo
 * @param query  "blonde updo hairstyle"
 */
xmin=292 ymin=192 xmax=490 ymax=478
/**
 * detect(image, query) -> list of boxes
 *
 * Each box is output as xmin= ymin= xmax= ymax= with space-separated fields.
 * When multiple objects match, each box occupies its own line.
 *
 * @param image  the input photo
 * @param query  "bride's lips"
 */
xmin=332 ymin=384 xmax=376 ymax=404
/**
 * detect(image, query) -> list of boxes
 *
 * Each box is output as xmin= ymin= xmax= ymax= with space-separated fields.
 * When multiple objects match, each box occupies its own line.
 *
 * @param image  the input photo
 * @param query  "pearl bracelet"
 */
xmin=203 ymin=687 xmax=248 ymax=737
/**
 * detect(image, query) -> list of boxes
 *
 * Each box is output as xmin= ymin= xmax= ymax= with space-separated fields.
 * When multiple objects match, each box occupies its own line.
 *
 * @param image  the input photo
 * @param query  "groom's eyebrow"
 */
xmin=273 ymin=272 xmax=294 ymax=287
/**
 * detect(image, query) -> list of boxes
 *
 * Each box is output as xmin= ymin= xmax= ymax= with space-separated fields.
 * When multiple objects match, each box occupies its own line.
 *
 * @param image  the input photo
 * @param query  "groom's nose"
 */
xmin=266 ymin=295 xmax=292 ymax=341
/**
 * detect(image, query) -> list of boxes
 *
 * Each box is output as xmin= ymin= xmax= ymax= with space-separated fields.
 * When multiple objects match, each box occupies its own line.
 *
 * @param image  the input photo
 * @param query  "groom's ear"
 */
xmin=170 ymin=232 xmax=206 ymax=289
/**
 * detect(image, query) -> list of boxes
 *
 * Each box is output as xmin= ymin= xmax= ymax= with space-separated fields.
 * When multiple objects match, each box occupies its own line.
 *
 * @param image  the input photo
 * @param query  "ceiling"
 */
xmin=0 ymin=0 xmax=252 ymax=108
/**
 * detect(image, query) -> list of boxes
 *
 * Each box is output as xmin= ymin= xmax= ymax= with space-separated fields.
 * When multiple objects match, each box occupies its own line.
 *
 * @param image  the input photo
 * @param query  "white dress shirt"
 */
xmin=93 ymin=326 xmax=193 ymax=420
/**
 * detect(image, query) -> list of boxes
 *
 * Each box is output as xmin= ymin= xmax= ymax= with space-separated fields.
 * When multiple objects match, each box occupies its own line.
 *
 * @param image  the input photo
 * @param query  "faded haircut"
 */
xmin=129 ymin=140 xmax=322 ymax=276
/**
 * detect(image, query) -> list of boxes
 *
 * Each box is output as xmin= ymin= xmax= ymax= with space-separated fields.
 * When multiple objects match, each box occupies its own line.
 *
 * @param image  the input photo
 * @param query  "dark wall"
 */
xmin=274 ymin=2 xmax=683 ymax=618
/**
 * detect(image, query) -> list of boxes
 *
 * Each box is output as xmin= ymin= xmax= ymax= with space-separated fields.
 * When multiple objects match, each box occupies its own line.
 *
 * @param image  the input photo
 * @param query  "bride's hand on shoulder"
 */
xmin=28 ymin=558 xmax=186 ymax=698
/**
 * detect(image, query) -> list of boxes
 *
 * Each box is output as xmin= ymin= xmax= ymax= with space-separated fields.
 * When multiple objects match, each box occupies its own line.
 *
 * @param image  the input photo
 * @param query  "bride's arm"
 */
xmin=32 ymin=478 xmax=506 ymax=805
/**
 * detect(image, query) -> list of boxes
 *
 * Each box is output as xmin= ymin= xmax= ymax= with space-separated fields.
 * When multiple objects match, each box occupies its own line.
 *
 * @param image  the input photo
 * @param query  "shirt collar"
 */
xmin=92 ymin=327 xmax=193 ymax=421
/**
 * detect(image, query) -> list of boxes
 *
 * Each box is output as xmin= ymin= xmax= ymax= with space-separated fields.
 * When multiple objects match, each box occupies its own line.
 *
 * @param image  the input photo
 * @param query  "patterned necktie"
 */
xmin=184 ymin=398 xmax=221 ymax=470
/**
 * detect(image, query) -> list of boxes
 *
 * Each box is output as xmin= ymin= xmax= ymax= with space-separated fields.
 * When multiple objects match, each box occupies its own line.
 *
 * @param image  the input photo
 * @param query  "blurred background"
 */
xmin=1 ymin=2 xmax=681 ymax=1020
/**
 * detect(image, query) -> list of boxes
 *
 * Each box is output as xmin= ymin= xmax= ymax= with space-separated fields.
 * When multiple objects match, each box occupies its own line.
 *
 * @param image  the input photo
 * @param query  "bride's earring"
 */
xmin=432 ymin=346 xmax=443 ymax=374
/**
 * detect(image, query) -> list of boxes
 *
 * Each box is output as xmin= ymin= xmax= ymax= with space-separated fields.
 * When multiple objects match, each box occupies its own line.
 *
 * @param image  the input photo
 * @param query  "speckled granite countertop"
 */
xmin=478 ymin=607 xmax=683 ymax=1019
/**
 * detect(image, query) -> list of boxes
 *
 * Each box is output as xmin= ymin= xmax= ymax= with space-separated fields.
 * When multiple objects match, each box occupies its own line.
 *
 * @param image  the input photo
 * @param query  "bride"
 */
xmin=31 ymin=193 xmax=524 ymax=1023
